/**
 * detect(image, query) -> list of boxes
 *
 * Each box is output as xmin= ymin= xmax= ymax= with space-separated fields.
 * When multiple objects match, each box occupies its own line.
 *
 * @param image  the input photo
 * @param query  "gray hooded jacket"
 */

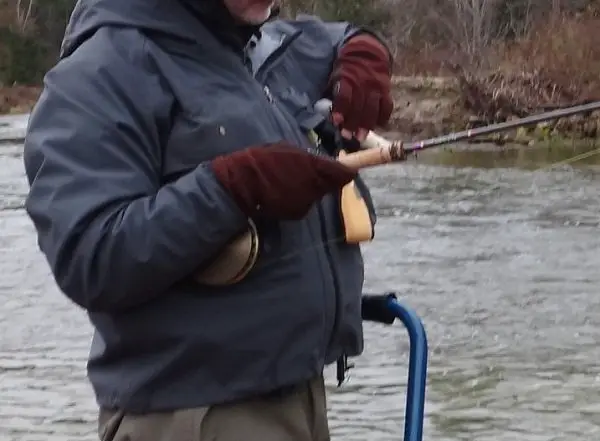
xmin=23 ymin=0 xmax=378 ymax=412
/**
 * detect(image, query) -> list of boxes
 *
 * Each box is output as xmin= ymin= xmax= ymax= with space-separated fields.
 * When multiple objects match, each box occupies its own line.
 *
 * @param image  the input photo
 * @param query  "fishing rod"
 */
xmin=194 ymin=98 xmax=600 ymax=286
xmin=315 ymin=98 xmax=600 ymax=156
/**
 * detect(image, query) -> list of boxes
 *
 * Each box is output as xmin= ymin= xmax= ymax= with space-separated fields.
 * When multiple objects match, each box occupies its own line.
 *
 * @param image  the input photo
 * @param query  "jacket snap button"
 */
xmin=263 ymin=86 xmax=273 ymax=103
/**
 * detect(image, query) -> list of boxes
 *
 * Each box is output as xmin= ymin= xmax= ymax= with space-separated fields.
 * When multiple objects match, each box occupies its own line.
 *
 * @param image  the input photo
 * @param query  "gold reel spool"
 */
xmin=193 ymin=219 xmax=260 ymax=286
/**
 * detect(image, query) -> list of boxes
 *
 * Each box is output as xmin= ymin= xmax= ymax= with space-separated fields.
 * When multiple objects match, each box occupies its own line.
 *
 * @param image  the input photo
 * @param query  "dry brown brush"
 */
xmin=450 ymin=7 xmax=600 ymax=136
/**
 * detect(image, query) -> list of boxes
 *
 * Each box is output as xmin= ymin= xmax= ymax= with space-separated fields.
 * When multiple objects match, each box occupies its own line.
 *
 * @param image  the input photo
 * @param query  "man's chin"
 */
xmin=239 ymin=5 xmax=274 ymax=25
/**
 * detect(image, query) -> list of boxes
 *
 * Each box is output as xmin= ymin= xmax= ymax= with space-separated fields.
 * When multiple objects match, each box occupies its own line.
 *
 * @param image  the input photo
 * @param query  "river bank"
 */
xmin=2 ymin=76 xmax=600 ymax=146
xmin=0 ymin=85 xmax=40 ymax=116
xmin=387 ymin=74 xmax=600 ymax=145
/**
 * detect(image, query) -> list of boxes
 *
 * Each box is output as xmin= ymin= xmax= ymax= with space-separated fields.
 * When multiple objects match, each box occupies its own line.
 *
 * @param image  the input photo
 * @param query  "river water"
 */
xmin=1 ymin=121 xmax=600 ymax=441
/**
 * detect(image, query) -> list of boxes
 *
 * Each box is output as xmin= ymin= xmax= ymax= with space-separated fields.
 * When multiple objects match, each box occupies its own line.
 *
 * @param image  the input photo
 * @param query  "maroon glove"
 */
xmin=210 ymin=142 xmax=357 ymax=220
xmin=329 ymin=34 xmax=394 ymax=136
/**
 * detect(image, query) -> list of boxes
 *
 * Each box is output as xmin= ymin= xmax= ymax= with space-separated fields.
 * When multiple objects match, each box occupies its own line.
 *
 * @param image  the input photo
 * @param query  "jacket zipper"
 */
xmin=265 ymin=95 xmax=342 ymax=371
xmin=251 ymin=32 xmax=346 ymax=380
xmin=261 ymin=91 xmax=345 ymax=376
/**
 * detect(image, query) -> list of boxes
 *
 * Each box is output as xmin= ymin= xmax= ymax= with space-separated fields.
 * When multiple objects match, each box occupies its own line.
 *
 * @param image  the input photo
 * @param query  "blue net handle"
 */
xmin=386 ymin=297 xmax=428 ymax=441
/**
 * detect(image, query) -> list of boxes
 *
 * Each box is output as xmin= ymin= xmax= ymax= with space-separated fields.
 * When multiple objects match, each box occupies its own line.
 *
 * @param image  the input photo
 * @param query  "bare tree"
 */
xmin=15 ymin=0 xmax=34 ymax=33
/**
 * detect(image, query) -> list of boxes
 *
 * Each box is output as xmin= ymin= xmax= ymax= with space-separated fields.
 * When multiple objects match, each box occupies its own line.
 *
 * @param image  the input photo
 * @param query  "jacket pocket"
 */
xmin=162 ymin=99 xmax=282 ymax=180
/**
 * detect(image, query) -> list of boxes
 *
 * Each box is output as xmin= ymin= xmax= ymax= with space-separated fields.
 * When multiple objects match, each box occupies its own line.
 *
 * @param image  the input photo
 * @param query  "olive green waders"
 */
xmin=98 ymin=375 xmax=330 ymax=441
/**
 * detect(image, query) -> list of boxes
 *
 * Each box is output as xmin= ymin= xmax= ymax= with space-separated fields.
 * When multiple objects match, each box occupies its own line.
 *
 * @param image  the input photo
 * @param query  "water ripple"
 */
xmin=2 ymin=143 xmax=600 ymax=440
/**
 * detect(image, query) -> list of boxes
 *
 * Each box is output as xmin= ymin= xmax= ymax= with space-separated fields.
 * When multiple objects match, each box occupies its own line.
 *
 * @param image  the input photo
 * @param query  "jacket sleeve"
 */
xmin=23 ymin=29 xmax=247 ymax=313
xmin=319 ymin=20 xmax=394 ymax=85
xmin=272 ymin=15 xmax=392 ymax=104
xmin=289 ymin=13 xmax=386 ymax=51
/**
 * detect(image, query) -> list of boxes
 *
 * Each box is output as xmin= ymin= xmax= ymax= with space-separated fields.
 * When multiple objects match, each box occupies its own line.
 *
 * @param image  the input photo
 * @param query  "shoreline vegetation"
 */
xmin=3 ymin=75 xmax=598 ymax=147
xmin=2 ymin=2 xmax=600 ymax=147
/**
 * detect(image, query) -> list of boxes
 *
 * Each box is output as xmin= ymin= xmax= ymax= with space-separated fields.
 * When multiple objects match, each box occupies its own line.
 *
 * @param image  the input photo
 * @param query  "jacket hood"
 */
xmin=61 ymin=0 xmax=279 ymax=58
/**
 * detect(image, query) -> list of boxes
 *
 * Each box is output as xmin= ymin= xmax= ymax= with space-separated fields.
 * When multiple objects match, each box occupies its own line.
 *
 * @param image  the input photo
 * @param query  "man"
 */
xmin=23 ymin=0 xmax=398 ymax=439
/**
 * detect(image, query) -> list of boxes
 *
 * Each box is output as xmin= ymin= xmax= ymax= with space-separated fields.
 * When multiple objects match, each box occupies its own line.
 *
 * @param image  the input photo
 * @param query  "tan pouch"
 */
xmin=338 ymin=149 xmax=375 ymax=244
